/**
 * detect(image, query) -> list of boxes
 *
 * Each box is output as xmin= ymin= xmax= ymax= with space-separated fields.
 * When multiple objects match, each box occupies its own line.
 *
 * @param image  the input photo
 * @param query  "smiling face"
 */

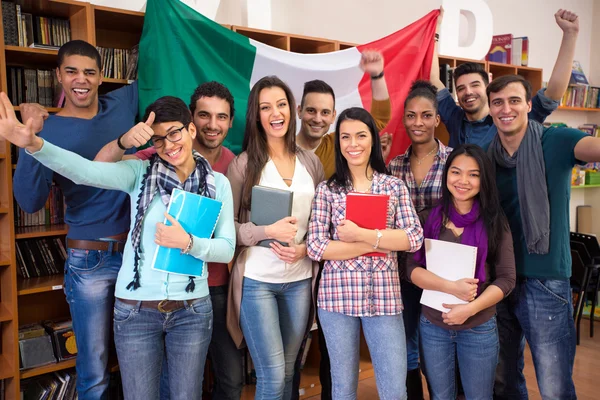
xmin=298 ymin=92 xmax=336 ymax=140
xmin=447 ymin=154 xmax=481 ymax=206
xmin=403 ymin=96 xmax=440 ymax=145
xmin=151 ymin=121 xmax=196 ymax=171
xmin=258 ymin=86 xmax=291 ymax=141
xmin=339 ymin=119 xmax=373 ymax=170
xmin=488 ymin=82 xmax=532 ymax=138
xmin=456 ymin=72 xmax=487 ymax=117
xmin=192 ymin=96 xmax=232 ymax=150
xmin=56 ymin=54 xmax=102 ymax=109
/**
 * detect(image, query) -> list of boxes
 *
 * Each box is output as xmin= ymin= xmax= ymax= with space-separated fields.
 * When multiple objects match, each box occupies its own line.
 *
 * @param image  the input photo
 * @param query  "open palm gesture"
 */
xmin=0 ymin=92 xmax=41 ymax=151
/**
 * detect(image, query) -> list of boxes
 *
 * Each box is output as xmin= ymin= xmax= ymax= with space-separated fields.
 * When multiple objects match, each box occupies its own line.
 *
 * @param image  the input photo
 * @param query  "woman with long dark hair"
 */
xmin=408 ymin=144 xmax=515 ymax=399
xmin=226 ymin=76 xmax=324 ymax=399
xmin=306 ymin=107 xmax=423 ymax=399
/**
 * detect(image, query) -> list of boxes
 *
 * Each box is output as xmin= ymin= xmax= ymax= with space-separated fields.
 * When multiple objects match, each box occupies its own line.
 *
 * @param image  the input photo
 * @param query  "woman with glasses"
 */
xmin=0 ymin=93 xmax=235 ymax=400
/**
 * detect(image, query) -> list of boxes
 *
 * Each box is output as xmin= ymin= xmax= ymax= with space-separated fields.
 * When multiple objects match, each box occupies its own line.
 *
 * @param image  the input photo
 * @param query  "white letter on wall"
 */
xmin=440 ymin=0 xmax=493 ymax=60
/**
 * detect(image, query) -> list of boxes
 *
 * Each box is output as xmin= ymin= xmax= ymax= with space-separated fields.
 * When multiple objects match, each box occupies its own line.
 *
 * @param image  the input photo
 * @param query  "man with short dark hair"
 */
xmin=95 ymin=81 xmax=243 ymax=400
xmin=296 ymin=50 xmax=391 ymax=179
xmin=431 ymin=9 xmax=579 ymax=148
xmin=486 ymin=74 xmax=600 ymax=399
xmin=14 ymin=40 xmax=138 ymax=400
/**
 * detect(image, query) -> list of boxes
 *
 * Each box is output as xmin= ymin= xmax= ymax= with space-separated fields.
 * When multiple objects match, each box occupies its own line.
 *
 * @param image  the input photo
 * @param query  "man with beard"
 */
xmin=430 ymin=9 xmax=579 ymax=149
xmin=95 ymin=81 xmax=242 ymax=400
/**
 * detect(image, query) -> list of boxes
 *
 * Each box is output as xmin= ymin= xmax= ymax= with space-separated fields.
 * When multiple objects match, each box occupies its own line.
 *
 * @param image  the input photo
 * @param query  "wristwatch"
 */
xmin=373 ymin=229 xmax=383 ymax=249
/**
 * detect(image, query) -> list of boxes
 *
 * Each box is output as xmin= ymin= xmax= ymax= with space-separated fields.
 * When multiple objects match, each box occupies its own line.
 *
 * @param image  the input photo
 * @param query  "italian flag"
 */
xmin=139 ymin=0 xmax=439 ymax=159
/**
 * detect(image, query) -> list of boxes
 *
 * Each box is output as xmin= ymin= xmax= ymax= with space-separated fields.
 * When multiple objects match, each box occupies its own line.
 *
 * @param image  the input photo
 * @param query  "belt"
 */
xmin=67 ymin=239 xmax=126 ymax=253
xmin=116 ymin=297 xmax=204 ymax=313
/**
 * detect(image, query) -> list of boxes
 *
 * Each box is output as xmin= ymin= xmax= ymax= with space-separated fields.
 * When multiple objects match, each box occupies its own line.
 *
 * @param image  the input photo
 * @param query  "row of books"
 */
xmin=97 ymin=45 xmax=139 ymax=80
xmin=20 ymin=370 xmax=77 ymax=400
xmin=7 ymin=67 xmax=64 ymax=108
xmin=486 ymin=34 xmax=529 ymax=66
xmin=15 ymin=237 xmax=68 ymax=279
xmin=579 ymin=124 xmax=600 ymax=137
xmin=1 ymin=1 xmax=71 ymax=49
xmin=14 ymin=185 xmax=66 ymax=228
xmin=560 ymin=85 xmax=600 ymax=109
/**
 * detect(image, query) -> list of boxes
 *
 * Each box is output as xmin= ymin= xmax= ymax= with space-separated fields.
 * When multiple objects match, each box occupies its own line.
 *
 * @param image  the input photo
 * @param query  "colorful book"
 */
xmin=570 ymin=60 xmax=589 ymax=85
xmin=345 ymin=192 xmax=389 ymax=257
xmin=151 ymin=189 xmax=222 ymax=277
xmin=486 ymin=34 xmax=513 ymax=64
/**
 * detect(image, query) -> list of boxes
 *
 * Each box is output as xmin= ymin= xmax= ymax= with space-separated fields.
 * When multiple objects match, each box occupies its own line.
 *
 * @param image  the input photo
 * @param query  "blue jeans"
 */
xmin=420 ymin=315 xmax=498 ymax=400
xmin=64 ymin=248 xmax=122 ymax=400
xmin=113 ymin=296 xmax=213 ymax=400
xmin=240 ymin=277 xmax=312 ymax=400
xmin=494 ymin=278 xmax=577 ymax=400
xmin=209 ymin=285 xmax=244 ymax=399
xmin=318 ymin=308 xmax=407 ymax=400
xmin=401 ymin=280 xmax=422 ymax=371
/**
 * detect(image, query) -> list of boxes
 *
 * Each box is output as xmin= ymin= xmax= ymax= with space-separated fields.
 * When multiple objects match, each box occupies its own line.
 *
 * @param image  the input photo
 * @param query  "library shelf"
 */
xmin=13 ymin=106 xmax=62 ymax=113
xmin=102 ymin=78 xmax=134 ymax=85
xmin=572 ymin=185 xmax=600 ymax=189
xmin=558 ymin=106 xmax=600 ymax=112
xmin=17 ymin=275 xmax=65 ymax=296
xmin=4 ymin=45 xmax=59 ymax=66
xmin=20 ymin=358 xmax=75 ymax=379
xmin=0 ymin=254 xmax=10 ymax=267
xmin=15 ymin=224 xmax=68 ymax=240
xmin=0 ymin=206 xmax=9 ymax=214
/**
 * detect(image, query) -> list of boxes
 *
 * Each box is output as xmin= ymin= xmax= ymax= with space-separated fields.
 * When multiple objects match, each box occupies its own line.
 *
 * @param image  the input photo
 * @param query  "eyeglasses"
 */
xmin=151 ymin=126 xmax=185 ymax=149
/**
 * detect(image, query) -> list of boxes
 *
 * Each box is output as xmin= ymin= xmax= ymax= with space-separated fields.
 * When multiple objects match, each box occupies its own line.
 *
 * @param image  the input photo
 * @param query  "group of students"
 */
xmin=0 ymin=6 xmax=594 ymax=400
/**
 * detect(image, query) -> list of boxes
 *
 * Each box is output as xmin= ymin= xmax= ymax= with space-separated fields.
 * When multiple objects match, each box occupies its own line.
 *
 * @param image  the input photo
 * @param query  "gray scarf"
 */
xmin=487 ymin=120 xmax=550 ymax=254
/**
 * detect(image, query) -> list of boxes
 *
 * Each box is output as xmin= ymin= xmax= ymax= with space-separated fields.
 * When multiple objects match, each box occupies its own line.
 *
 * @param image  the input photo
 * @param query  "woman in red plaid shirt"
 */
xmin=307 ymin=107 xmax=423 ymax=400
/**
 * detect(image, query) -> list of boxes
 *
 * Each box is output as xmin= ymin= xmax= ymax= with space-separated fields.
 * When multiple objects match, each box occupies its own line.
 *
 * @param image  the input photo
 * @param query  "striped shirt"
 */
xmin=388 ymin=140 xmax=453 ymax=212
xmin=307 ymin=172 xmax=423 ymax=317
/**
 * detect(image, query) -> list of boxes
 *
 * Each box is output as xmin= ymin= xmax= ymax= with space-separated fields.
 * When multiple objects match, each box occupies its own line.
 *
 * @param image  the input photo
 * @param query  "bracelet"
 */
xmin=370 ymin=70 xmax=384 ymax=80
xmin=117 ymin=133 xmax=128 ymax=150
xmin=373 ymin=229 xmax=383 ymax=250
xmin=181 ymin=233 xmax=193 ymax=255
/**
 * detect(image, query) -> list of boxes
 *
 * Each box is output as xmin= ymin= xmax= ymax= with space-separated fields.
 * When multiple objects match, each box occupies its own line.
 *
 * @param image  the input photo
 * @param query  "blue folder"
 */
xmin=151 ymin=189 xmax=222 ymax=277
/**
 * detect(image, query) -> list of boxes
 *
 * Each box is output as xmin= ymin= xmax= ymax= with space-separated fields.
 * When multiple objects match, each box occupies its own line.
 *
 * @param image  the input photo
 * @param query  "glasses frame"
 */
xmin=151 ymin=125 xmax=186 ymax=149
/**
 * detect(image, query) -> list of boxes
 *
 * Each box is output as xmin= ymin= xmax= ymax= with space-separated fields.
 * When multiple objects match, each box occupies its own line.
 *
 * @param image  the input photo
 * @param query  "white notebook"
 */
xmin=419 ymin=239 xmax=478 ymax=313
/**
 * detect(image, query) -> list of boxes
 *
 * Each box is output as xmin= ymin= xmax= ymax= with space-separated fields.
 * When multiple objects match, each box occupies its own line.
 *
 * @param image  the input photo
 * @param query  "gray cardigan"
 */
xmin=226 ymin=148 xmax=325 ymax=348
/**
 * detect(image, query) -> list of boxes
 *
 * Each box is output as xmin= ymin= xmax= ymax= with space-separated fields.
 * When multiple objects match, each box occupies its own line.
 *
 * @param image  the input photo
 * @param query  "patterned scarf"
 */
xmin=127 ymin=150 xmax=216 ymax=292
xmin=414 ymin=200 xmax=488 ymax=294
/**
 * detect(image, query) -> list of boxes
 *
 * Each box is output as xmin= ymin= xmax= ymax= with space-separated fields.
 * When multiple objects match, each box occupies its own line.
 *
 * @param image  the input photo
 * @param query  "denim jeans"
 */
xmin=113 ymin=296 xmax=213 ymax=400
xmin=318 ymin=308 xmax=407 ymax=400
xmin=240 ymin=277 xmax=312 ymax=400
xmin=209 ymin=285 xmax=244 ymax=400
xmin=64 ymin=248 xmax=122 ymax=400
xmin=494 ymin=278 xmax=577 ymax=400
xmin=401 ymin=280 xmax=422 ymax=371
xmin=420 ymin=315 xmax=498 ymax=400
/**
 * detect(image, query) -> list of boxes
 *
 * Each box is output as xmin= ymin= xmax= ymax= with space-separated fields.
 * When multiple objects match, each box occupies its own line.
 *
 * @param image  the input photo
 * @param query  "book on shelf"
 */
xmin=511 ymin=36 xmax=528 ymax=66
xmin=14 ymin=183 xmax=66 ymax=227
xmin=7 ymin=67 xmax=63 ymax=108
xmin=97 ymin=45 xmax=140 ymax=80
xmin=1 ymin=1 xmax=71 ymax=48
xmin=570 ymin=60 xmax=589 ymax=85
xmin=151 ymin=189 xmax=223 ymax=277
xmin=560 ymin=85 xmax=600 ymax=109
xmin=345 ymin=192 xmax=389 ymax=257
xmin=579 ymin=124 xmax=599 ymax=137
xmin=15 ymin=237 xmax=67 ymax=279
xmin=21 ymin=369 xmax=78 ymax=400
xmin=486 ymin=34 xmax=512 ymax=64
xmin=43 ymin=319 xmax=77 ymax=362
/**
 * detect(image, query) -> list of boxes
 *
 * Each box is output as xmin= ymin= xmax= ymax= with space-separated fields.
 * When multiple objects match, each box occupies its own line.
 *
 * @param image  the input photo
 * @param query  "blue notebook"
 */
xmin=151 ymin=189 xmax=223 ymax=277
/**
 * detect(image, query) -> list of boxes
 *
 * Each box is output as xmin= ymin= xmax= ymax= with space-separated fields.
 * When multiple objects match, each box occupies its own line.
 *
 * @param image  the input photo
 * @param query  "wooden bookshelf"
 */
xmin=17 ymin=275 xmax=65 ymax=296
xmin=233 ymin=26 xmax=290 ymax=50
xmin=20 ymin=358 xmax=76 ymax=379
xmin=558 ymin=106 xmax=600 ymax=112
xmin=13 ymin=106 xmax=62 ymax=113
xmin=15 ymin=224 xmax=69 ymax=240
xmin=4 ymin=45 xmax=58 ymax=67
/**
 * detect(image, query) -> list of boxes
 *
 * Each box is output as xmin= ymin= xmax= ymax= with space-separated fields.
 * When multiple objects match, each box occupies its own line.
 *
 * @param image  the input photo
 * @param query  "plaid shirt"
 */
xmin=388 ymin=140 xmax=453 ymax=212
xmin=307 ymin=172 xmax=423 ymax=317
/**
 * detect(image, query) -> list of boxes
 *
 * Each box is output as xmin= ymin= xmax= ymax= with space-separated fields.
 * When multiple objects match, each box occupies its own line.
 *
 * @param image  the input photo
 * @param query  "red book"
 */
xmin=346 ymin=192 xmax=389 ymax=257
xmin=486 ymin=34 xmax=513 ymax=64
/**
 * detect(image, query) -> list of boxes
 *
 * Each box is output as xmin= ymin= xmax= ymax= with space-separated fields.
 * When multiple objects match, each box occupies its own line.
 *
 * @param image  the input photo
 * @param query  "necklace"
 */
xmin=412 ymin=144 xmax=438 ymax=165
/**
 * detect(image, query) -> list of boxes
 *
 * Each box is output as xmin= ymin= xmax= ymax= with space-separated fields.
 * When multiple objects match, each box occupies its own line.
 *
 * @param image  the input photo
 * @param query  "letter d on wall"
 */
xmin=439 ymin=0 xmax=493 ymax=60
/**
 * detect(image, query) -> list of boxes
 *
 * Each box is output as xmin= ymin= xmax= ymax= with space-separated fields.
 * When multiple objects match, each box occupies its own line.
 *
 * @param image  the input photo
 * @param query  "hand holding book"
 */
xmin=155 ymin=212 xmax=190 ymax=250
xmin=265 ymin=216 xmax=298 ymax=244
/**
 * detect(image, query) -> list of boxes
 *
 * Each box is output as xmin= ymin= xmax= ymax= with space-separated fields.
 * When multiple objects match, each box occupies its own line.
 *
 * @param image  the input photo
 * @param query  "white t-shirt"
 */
xmin=244 ymin=157 xmax=315 ymax=283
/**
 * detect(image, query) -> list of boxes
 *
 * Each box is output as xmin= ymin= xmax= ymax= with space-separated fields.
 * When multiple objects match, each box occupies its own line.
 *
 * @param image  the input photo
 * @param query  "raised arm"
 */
xmin=430 ymin=7 xmax=445 ymax=90
xmin=0 ymin=92 xmax=138 ymax=193
xmin=544 ymin=9 xmax=579 ymax=101
xmin=94 ymin=113 xmax=155 ymax=162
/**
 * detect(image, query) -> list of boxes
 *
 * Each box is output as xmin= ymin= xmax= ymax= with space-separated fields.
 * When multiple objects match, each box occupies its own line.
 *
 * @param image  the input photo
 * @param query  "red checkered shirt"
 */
xmin=388 ymin=140 xmax=453 ymax=213
xmin=307 ymin=172 xmax=423 ymax=317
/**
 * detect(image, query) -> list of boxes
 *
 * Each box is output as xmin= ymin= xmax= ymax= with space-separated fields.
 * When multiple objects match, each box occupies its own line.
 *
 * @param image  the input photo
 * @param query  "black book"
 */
xmin=250 ymin=185 xmax=294 ymax=248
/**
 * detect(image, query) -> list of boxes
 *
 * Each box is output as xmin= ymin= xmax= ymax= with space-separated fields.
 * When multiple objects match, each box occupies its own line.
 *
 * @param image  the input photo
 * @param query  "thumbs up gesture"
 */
xmin=120 ymin=111 xmax=155 ymax=150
